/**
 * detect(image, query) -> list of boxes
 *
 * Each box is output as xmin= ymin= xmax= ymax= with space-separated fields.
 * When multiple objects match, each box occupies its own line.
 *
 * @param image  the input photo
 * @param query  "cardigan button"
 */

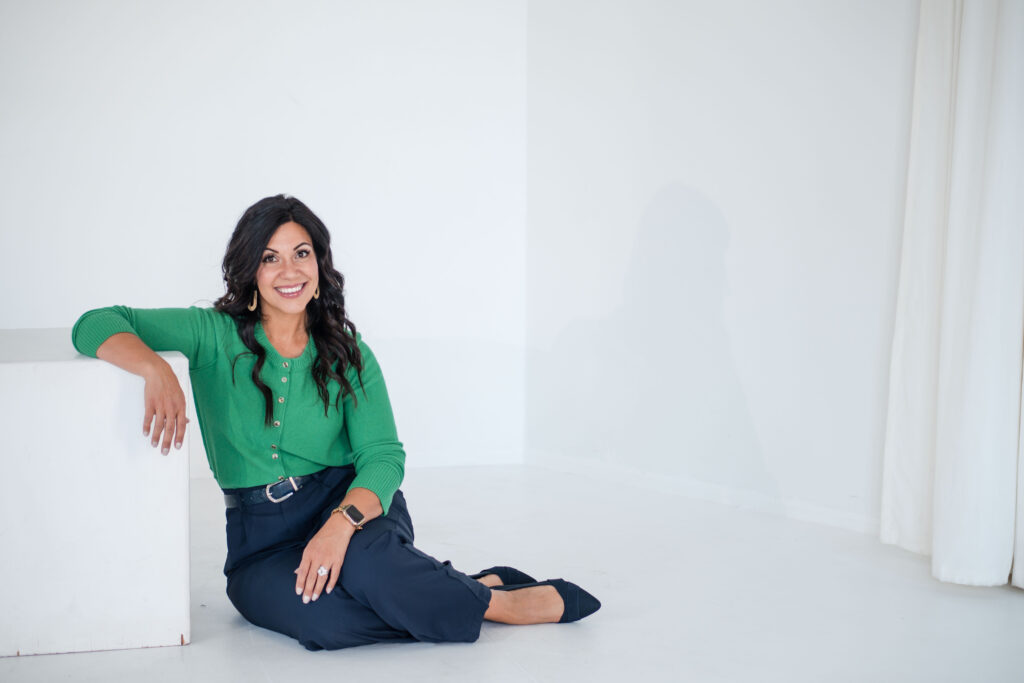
xmin=271 ymin=453 xmax=279 ymax=460
xmin=273 ymin=420 xmax=281 ymax=427
xmin=282 ymin=361 xmax=289 ymax=368
xmin=281 ymin=376 xmax=288 ymax=383
xmin=278 ymin=396 xmax=285 ymax=403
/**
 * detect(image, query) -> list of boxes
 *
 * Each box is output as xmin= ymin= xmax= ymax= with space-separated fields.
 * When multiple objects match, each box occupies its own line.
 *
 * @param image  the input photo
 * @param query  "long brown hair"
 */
xmin=214 ymin=194 xmax=363 ymax=425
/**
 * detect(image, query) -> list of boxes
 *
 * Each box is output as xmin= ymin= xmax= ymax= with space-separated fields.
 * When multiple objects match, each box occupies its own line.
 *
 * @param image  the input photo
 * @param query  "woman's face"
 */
xmin=255 ymin=221 xmax=320 ymax=321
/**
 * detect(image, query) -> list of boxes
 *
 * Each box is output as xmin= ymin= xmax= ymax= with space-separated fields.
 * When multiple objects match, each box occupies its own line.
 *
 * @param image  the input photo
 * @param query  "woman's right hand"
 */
xmin=143 ymin=360 xmax=189 ymax=455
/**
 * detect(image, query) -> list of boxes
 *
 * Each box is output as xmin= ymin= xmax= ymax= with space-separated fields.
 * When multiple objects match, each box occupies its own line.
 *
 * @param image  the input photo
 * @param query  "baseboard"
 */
xmin=525 ymin=450 xmax=880 ymax=535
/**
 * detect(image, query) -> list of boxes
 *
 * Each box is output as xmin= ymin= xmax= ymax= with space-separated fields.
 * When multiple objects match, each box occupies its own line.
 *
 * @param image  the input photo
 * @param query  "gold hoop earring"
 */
xmin=247 ymin=288 xmax=258 ymax=312
xmin=313 ymin=285 xmax=320 ymax=300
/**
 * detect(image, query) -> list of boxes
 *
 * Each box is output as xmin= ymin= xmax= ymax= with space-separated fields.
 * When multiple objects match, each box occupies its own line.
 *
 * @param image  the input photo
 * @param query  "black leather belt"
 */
xmin=223 ymin=474 xmax=317 ymax=508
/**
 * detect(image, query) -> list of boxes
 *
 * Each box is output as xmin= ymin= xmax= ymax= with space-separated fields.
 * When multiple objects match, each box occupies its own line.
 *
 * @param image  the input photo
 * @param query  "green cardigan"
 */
xmin=71 ymin=306 xmax=405 ymax=515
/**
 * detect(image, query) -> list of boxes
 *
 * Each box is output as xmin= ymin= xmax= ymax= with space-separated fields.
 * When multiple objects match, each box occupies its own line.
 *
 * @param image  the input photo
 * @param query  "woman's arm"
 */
xmin=72 ymin=306 xmax=221 ymax=453
xmin=294 ymin=335 xmax=405 ymax=604
xmin=96 ymin=332 xmax=189 ymax=454
xmin=341 ymin=337 xmax=407 ymax=515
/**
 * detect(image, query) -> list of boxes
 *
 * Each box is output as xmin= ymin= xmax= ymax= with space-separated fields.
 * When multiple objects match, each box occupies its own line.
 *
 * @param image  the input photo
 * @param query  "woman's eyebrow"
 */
xmin=263 ymin=242 xmax=311 ymax=254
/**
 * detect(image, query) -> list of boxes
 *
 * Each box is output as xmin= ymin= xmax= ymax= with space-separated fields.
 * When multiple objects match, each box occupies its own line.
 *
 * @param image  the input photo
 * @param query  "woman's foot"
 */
xmin=484 ymin=584 xmax=565 ymax=624
xmin=488 ymin=578 xmax=601 ymax=624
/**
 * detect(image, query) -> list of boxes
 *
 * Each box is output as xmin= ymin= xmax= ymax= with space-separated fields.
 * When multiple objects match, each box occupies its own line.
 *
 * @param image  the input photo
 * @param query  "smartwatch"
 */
xmin=332 ymin=503 xmax=365 ymax=530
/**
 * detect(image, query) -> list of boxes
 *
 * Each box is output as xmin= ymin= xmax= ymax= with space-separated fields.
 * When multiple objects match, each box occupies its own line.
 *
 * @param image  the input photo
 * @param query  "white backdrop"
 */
xmin=2 ymin=1 xmax=923 ymax=534
xmin=0 ymin=0 xmax=527 ymax=475
xmin=526 ymin=0 xmax=919 ymax=532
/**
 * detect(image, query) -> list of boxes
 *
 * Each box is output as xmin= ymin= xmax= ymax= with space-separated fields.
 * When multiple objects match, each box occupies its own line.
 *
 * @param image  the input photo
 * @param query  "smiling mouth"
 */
xmin=274 ymin=283 xmax=306 ymax=298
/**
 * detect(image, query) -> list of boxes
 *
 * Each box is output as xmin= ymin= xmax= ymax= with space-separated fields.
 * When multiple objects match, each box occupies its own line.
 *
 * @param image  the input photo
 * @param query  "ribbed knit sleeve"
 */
xmin=344 ymin=336 xmax=406 ymax=516
xmin=71 ymin=308 xmax=140 ymax=358
xmin=70 ymin=306 xmax=222 ymax=369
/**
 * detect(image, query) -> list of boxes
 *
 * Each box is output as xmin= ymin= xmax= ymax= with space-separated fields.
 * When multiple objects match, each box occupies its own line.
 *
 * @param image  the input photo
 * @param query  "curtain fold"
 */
xmin=880 ymin=0 xmax=1024 ymax=586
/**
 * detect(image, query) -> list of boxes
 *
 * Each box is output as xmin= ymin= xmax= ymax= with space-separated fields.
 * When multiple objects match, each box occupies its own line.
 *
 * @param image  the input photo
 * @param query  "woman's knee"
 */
xmin=297 ymin=626 xmax=381 ymax=651
xmin=298 ymin=615 xmax=414 ymax=651
xmin=228 ymin=571 xmax=410 ymax=650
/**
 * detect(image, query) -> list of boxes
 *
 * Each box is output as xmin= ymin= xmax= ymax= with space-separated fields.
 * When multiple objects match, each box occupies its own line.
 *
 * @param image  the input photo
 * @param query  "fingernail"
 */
xmin=151 ymin=440 xmax=158 ymax=447
xmin=143 ymin=428 xmax=149 ymax=436
xmin=302 ymin=595 xmax=310 ymax=604
xmin=326 ymin=587 xmax=332 ymax=594
xmin=295 ymin=586 xmax=302 ymax=595
xmin=162 ymin=447 xmax=169 ymax=455
xmin=312 ymin=593 xmax=319 ymax=601
xmin=175 ymin=442 xmax=182 ymax=449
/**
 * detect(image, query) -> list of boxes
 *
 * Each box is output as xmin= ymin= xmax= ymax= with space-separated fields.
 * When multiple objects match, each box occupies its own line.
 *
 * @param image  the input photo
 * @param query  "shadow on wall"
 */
xmin=529 ymin=184 xmax=780 ymax=501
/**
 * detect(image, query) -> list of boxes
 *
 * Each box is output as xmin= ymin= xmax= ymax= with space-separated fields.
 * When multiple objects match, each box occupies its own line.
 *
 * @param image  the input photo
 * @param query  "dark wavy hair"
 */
xmin=213 ymin=194 xmax=363 ymax=425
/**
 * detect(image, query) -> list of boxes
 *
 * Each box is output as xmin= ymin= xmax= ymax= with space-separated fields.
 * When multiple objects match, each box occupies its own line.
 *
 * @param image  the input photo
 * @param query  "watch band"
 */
xmin=331 ymin=503 xmax=365 ymax=530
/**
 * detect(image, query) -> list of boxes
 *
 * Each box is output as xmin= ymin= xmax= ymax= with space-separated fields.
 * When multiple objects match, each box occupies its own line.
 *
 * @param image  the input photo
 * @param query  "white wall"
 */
xmin=526 ymin=0 xmax=919 ymax=532
xmin=0 ymin=0 xmax=527 ymax=475
xmin=2 ymin=0 xmax=921 ymax=534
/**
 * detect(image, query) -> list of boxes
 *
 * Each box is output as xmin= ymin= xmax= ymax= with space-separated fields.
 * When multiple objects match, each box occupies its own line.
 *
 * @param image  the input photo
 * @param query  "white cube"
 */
xmin=0 ymin=328 xmax=191 ymax=656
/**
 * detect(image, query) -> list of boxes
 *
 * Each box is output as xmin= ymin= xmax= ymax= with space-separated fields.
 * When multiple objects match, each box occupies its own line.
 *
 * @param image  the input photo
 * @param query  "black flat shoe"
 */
xmin=469 ymin=565 xmax=537 ymax=586
xmin=491 ymin=578 xmax=601 ymax=623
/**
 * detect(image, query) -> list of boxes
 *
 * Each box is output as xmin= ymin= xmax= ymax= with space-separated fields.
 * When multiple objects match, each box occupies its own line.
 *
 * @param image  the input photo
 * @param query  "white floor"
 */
xmin=4 ymin=464 xmax=1024 ymax=682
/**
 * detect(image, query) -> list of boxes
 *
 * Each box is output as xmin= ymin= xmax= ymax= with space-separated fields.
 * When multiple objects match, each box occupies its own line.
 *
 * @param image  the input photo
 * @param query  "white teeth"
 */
xmin=276 ymin=284 xmax=303 ymax=294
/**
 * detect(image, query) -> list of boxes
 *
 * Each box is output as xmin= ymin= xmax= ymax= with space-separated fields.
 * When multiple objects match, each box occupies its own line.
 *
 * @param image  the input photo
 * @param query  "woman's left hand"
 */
xmin=295 ymin=516 xmax=355 ymax=603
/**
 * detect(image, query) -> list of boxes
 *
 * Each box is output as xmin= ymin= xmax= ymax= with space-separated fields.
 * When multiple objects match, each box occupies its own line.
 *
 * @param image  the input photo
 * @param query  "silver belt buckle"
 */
xmin=266 ymin=476 xmax=299 ymax=503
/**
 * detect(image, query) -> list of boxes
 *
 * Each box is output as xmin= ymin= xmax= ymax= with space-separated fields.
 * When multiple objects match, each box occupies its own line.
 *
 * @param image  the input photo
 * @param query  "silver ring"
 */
xmin=317 ymin=566 xmax=328 ymax=577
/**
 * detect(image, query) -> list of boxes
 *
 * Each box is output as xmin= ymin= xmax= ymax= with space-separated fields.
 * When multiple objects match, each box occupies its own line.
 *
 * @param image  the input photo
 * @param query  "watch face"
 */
xmin=345 ymin=505 xmax=365 ymax=524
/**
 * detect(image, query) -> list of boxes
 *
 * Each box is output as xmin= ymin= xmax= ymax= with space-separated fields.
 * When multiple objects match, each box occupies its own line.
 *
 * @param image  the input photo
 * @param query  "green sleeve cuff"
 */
xmin=71 ymin=308 xmax=137 ymax=357
xmin=349 ymin=445 xmax=406 ymax=516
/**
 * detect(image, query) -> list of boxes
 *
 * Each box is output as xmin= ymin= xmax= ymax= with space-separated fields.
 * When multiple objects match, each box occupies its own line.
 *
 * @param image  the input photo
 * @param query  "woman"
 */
xmin=71 ymin=194 xmax=600 ymax=651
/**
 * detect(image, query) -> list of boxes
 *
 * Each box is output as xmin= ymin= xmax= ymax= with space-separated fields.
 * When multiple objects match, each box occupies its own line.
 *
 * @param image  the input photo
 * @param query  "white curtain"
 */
xmin=880 ymin=0 xmax=1024 ymax=587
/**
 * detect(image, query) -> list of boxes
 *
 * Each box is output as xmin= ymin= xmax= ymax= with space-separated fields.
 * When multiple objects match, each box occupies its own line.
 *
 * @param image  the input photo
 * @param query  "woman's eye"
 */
xmin=262 ymin=254 xmax=277 ymax=263
xmin=296 ymin=249 xmax=311 ymax=259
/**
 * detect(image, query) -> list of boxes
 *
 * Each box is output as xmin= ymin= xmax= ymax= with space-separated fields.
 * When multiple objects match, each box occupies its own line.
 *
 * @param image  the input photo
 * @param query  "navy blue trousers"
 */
xmin=222 ymin=465 xmax=493 ymax=650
